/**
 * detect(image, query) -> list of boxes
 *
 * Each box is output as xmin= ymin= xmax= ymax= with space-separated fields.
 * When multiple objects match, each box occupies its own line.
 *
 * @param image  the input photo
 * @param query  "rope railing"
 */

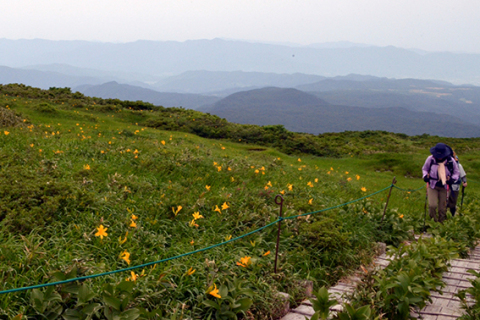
xmin=1 ymin=179 xmax=474 ymax=295
xmin=393 ymin=185 xmax=426 ymax=192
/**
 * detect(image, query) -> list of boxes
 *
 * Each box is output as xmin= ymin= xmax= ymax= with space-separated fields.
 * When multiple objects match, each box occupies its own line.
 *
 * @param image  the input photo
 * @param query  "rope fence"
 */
xmin=1 ymin=178 xmax=476 ymax=296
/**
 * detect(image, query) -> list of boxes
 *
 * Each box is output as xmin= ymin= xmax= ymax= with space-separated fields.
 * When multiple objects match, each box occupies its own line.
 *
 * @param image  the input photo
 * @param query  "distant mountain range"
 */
xmin=298 ymin=78 xmax=480 ymax=126
xmin=2 ymin=37 xmax=480 ymax=137
xmin=199 ymin=87 xmax=480 ymax=138
xmin=75 ymin=81 xmax=219 ymax=109
xmin=1 ymin=38 xmax=480 ymax=85
xmin=152 ymin=70 xmax=326 ymax=94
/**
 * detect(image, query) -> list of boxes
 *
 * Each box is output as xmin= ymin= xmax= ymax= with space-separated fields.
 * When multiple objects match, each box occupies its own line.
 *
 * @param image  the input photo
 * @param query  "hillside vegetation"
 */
xmin=1 ymin=83 xmax=480 ymax=319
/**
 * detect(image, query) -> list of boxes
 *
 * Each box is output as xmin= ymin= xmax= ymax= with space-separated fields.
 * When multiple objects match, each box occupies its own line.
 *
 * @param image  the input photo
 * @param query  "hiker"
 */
xmin=422 ymin=143 xmax=459 ymax=223
xmin=447 ymin=151 xmax=467 ymax=216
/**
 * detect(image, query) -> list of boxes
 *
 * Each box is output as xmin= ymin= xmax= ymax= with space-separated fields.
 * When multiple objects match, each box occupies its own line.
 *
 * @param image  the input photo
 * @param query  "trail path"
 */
xmin=411 ymin=245 xmax=480 ymax=320
xmin=279 ymin=238 xmax=480 ymax=320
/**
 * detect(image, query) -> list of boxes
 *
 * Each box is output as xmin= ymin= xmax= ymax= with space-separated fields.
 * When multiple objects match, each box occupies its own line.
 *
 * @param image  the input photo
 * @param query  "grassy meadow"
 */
xmin=1 ymin=84 xmax=480 ymax=319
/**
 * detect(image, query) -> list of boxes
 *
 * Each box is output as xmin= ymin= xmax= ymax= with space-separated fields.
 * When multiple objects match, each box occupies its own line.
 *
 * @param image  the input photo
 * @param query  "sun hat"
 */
xmin=430 ymin=143 xmax=451 ymax=159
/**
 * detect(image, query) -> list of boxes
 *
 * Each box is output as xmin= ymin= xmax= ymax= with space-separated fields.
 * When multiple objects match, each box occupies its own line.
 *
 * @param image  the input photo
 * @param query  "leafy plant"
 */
xmin=309 ymin=286 xmax=338 ymax=320
xmin=201 ymin=278 xmax=254 ymax=319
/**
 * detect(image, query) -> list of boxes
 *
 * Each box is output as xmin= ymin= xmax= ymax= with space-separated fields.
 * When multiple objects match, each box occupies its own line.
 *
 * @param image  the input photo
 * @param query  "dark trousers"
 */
xmin=447 ymin=190 xmax=459 ymax=216
xmin=427 ymin=186 xmax=447 ymax=223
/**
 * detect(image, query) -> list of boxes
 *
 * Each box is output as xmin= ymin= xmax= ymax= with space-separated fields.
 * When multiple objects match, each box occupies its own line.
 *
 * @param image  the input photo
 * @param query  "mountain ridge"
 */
xmin=2 ymin=38 xmax=480 ymax=85
xmin=202 ymin=87 xmax=480 ymax=138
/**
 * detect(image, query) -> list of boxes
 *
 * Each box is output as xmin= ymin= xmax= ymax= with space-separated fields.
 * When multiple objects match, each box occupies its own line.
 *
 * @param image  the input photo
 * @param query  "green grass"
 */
xmin=1 ymin=84 xmax=480 ymax=319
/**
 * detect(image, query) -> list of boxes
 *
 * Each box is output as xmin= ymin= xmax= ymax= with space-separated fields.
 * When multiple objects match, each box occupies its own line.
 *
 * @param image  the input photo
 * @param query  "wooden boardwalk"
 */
xmin=280 ymin=252 xmax=390 ymax=319
xmin=280 ymin=242 xmax=480 ymax=320
xmin=411 ymin=245 xmax=480 ymax=320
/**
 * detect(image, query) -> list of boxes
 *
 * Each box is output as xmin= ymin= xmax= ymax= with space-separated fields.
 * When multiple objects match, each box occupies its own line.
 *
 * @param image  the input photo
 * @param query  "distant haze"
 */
xmin=1 ymin=0 xmax=479 ymax=53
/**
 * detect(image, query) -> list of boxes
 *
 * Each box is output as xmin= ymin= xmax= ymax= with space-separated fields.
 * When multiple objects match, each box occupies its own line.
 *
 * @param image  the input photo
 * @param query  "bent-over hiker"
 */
xmin=422 ymin=143 xmax=459 ymax=223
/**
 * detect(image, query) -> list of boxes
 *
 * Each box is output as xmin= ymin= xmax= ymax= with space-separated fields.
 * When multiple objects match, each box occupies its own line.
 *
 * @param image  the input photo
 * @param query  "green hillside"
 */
xmin=1 ymin=84 xmax=480 ymax=319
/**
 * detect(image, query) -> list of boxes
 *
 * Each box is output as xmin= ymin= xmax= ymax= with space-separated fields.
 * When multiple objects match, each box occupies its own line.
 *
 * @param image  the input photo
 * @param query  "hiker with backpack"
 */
xmin=422 ymin=143 xmax=459 ymax=223
xmin=447 ymin=151 xmax=467 ymax=216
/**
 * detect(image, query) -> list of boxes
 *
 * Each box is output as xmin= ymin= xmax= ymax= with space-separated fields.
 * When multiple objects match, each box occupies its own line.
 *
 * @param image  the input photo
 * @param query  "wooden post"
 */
xmin=274 ymin=195 xmax=284 ymax=273
xmin=381 ymin=177 xmax=397 ymax=223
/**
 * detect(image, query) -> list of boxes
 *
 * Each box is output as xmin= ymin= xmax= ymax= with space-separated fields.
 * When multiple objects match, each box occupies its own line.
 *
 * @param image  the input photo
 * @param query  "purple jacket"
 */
xmin=422 ymin=155 xmax=459 ymax=189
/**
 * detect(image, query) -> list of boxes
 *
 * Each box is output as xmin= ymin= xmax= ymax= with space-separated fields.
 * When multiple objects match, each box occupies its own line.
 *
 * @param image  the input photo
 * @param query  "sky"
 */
xmin=1 ymin=0 xmax=480 ymax=53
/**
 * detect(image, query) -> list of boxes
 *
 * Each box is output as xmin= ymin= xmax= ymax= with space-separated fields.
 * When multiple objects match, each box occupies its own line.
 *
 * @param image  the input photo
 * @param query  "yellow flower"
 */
xmin=298 ymin=158 xmax=301 ymax=162
xmin=172 ymin=205 xmax=182 ymax=216
xmin=308 ymin=198 xmax=313 ymax=205
xmin=347 ymin=177 xmax=352 ymax=182
xmin=307 ymin=181 xmax=313 ymax=187
xmin=95 ymin=225 xmax=108 ymax=239
xmin=230 ymin=177 xmax=235 ymax=182
xmin=280 ymin=190 xmax=285 ymax=195
xmin=327 ymin=171 xmax=330 ymax=174
xmin=263 ymin=250 xmax=271 ymax=256
xmin=130 ymin=219 xmax=137 ymax=228
xmin=192 ymin=212 xmax=204 ymax=220
xmin=4 ymin=131 xmax=9 ymax=135
xmin=214 ymin=205 xmax=222 ymax=213
xmin=225 ymin=235 xmax=232 ymax=241
xmin=228 ymin=167 xmax=232 ymax=171
xmin=221 ymin=202 xmax=229 ymax=210
xmin=264 ymin=186 xmax=269 ymax=190
xmin=209 ymin=284 xmax=222 ymax=298
xmin=30 ymin=143 xmax=34 ymax=147
xmin=298 ymin=168 xmax=302 ymax=171
xmin=315 ymin=178 xmax=318 ymax=183
xmin=345 ymin=171 xmax=349 ymax=174
xmin=190 ymin=239 xmax=195 ymax=245
xmin=161 ymin=140 xmax=165 ymax=145
xmin=128 ymin=271 xmax=138 ymax=282
xmin=236 ymin=256 xmax=252 ymax=268
xmin=221 ymin=146 xmax=226 ymax=150
xmin=399 ymin=214 xmax=404 ymax=219
xmin=120 ymin=250 xmax=131 ymax=265
xmin=213 ymin=161 xmax=218 ymax=166
xmin=287 ymin=184 xmax=293 ymax=191
xmin=267 ymin=181 xmax=272 ymax=187
xmin=217 ymin=166 xmax=222 ymax=172
xmin=118 ymin=232 xmax=128 ymax=244
xmin=83 ymin=164 xmax=91 ymax=170
xmin=131 ymin=214 xmax=138 ymax=220
xmin=254 ymin=169 xmax=259 ymax=174
xmin=356 ymin=175 xmax=360 ymax=180
xmin=361 ymin=187 xmax=367 ymax=192
xmin=330 ymin=167 xmax=334 ymax=171
xmin=189 ymin=219 xmax=199 ymax=227
xmin=186 ymin=267 xmax=196 ymax=276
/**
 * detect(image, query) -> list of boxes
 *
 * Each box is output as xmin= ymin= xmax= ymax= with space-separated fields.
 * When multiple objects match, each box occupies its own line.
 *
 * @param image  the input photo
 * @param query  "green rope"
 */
xmin=0 ymin=220 xmax=279 ymax=295
xmin=393 ymin=185 xmax=425 ymax=192
xmin=283 ymin=184 xmax=392 ymax=220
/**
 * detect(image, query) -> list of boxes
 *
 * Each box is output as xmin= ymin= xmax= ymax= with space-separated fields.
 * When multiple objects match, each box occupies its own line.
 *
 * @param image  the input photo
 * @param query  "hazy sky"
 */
xmin=1 ymin=0 xmax=479 ymax=53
